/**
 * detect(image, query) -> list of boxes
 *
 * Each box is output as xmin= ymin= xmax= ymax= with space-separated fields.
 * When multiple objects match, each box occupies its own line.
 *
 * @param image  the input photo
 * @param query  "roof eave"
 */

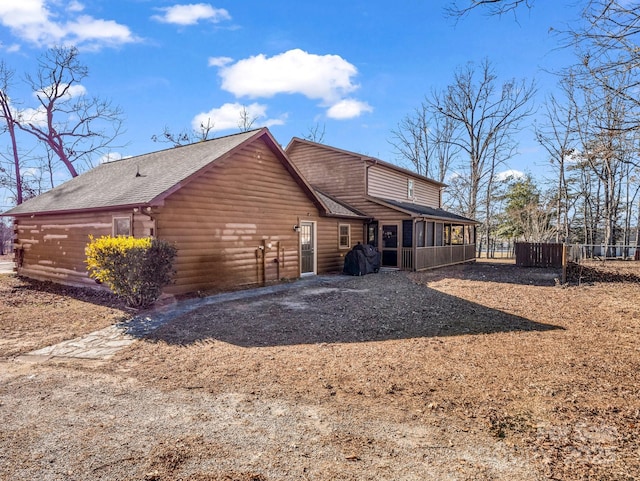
xmin=3 ymin=202 xmax=153 ymax=218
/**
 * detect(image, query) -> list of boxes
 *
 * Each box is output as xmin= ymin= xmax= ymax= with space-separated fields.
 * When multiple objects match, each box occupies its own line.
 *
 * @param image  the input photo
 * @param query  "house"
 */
xmin=285 ymin=138 xmax=477 ymax=270
xmin=2 ymin=129 xmax=369 ymax=295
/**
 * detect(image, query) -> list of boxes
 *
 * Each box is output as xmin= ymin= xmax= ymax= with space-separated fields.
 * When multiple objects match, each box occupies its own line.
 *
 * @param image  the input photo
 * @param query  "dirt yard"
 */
xmin=0 ymin=260 xmax=639 ymax=480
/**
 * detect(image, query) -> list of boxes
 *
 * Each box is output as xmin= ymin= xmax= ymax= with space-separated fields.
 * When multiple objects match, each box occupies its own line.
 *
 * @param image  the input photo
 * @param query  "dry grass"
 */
xmin=0 ymin=274 xmax=130 ymax=357
xmin=1 ymin=262 xmax=639 ymax=480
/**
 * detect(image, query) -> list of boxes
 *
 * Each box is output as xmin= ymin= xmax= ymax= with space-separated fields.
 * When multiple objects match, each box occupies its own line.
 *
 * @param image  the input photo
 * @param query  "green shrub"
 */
xmin=85 ymin=235 xmax=177 ymax=308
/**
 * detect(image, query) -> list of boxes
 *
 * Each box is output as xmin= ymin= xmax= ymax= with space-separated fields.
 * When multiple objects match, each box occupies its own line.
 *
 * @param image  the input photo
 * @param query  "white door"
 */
xmin=300 ymin=221 xmax=316 ymax=275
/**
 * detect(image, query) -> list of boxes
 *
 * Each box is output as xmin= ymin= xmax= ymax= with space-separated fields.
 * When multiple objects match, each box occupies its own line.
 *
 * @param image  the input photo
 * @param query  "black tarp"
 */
xmin=343 ymin=243 xmax=381 ymax=276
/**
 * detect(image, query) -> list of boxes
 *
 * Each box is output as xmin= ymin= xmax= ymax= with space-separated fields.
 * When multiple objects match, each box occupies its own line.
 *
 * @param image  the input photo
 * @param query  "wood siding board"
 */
xmin=13 ymin=211 xmax=128 ymax=283
xmin=13 ymin=134 xmax=367 ymax=295
xmin=367 ymin=165 xmax=440 ymax=208
xmin=156 ymin=138 xmax=334 ymax=294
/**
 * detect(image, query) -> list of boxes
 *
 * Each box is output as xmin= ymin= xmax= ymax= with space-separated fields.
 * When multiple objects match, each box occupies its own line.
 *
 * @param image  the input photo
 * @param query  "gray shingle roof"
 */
xmin=3 ymin=130 xmax=262 ymax=216
xmin=373 ymin=197 xmax=477 ymax=223
xmin=314 ymin=190 xmax=368 ymax=218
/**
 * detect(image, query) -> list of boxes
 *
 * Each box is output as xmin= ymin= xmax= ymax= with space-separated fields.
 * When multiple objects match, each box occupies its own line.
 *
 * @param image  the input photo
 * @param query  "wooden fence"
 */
xmin=515 ymin=242 xmax=564 ymax=268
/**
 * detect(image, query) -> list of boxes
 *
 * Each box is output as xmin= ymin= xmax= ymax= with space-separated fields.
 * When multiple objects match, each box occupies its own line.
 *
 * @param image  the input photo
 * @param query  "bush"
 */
xmin=85 ymin=235 xmax=177 ymax=308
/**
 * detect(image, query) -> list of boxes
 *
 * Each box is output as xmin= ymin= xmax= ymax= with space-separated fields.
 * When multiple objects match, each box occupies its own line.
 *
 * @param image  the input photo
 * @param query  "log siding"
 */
xmin=367 ymin=164 xmax=440 ymax=207
xmin=8 ymin=130 xmax=368 ymax=296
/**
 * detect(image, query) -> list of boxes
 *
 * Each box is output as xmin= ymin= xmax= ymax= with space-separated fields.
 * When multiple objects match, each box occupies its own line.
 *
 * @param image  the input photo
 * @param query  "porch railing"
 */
xmin=402 ymin=244 xmax=476 ymax=271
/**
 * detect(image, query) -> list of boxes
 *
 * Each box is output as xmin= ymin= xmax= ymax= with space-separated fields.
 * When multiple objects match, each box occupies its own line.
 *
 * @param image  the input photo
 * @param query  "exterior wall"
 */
xmin=367 ymin=164 xmax=440 ymax=208
xmin=156 ymin=138 xmax=361 ymax=295
xmin=316 ymin=217 xmax=366 ymax=273
xmin=286 ymin=142 xmax=367 ymax=207
xmin=286 ymin=140 xmax=477 ymax=271
xmin=12 ymin=137 xmax=366 ymax=296
xmin=13 ymin=210 xmax=150 ymax=287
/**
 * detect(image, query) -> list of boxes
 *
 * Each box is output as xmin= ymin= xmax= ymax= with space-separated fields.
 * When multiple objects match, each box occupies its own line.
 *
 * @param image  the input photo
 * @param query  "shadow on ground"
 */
xmin=415 ymin=261 xmax=562 ymax=287
xmin=142 ymin=272 xmax=563 ymax=348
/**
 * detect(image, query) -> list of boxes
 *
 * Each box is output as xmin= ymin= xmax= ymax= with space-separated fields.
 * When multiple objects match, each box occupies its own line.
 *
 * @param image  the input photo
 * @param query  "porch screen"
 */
xmin=402 ymin=220 xmax=413 ymax=248
xmin=416 ymin=221 xmax=425 ymax=247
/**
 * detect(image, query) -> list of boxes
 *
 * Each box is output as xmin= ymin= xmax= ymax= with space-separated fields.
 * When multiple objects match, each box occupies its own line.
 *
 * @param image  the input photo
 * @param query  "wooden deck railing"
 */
xmin=402 ymin=244 xmax=476 ymax=271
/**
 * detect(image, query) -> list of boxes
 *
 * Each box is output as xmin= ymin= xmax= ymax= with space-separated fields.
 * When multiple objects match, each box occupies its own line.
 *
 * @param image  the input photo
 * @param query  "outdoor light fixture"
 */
xmin=293 ymin=225 xmax=300 ymax=232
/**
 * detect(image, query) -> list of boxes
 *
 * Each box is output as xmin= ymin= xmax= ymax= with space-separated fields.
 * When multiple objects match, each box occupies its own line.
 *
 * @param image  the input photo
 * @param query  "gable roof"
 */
xmin=369 ymin=197 xmax=477 ymax=223
xmin=286 ymin=137 xmax=447 ymax=188
xmin=3 ymin=129 xmax=333 ymax=218
xmin=314 ymin=189 xmax=369 ymax=219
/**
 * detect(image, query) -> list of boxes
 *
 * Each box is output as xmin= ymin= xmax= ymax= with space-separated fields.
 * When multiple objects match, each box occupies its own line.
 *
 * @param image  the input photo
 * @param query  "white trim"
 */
xmin=338 ymin=223 xmax=351 ymax=250
xmin=300 ymin=220 xmax=317 ymax=276
xmin=112 ymin=215 xmax=132 ymax=236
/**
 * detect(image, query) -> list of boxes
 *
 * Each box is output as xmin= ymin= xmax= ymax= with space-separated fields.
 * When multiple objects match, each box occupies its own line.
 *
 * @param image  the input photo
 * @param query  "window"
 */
xmin=339 ymin=224 xmax=351 ymax=249
xmin=402 ymin=220 xmax=413 ymax=248
xmin=435 ymin=223 xmax=443 ymax=246
xmin=426 ymin=222 xmax=435 ymax=246
xmin=407 ymin=179 xmax=414 ymax=199
xmin=451 ymin=225 xmax=464 ymax=245
xmin=465 ymin=225 xmax=476 ymax=244
xmin=416 ymin=221 xmax=425 ymax=247
xmin=113 ymin=216 xmax=131 ymax=237
xmin=367 ymin=221 xmax=378 ymax=246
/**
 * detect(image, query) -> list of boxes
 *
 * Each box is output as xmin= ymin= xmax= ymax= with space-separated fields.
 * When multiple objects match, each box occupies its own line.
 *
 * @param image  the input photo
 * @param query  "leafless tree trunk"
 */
xmin=0 ymin=62 xmax=24 ymax=204
xmin=427 ymin=59 xmax=535 ymax=222
xmin=303 ymin=123 xmax=326 ymax=143
xmin=536 ymin=74 xmax=581 ymax=243
xmin=390 ymin=103 xmax=458 ymax=182
xmin=238 ymin=105 xmax=257 ymax=132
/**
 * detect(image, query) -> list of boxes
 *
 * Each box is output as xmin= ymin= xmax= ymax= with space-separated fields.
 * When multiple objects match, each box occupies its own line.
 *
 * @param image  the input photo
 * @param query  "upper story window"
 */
xmin=113 ymin=216 xmax=131 ymax=236
xmin=339 ymin=224 xmax=351 ymax=249
xmin=407 ymin=179 xmax=414 ymax=199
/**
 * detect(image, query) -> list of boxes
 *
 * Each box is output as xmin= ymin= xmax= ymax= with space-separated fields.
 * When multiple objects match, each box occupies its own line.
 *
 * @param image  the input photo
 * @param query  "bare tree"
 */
xmin=428 ymin=59 xmax=536 ymax=219
xmin=237 ymin=105 xmax=257 ymax=132
xmin=17 ymin=46 xmax=124 ymax=177
xmin=0 ymin=218 xmax=12 ymax=255
xmin=573 ymin=66 xmax=637 ymax=248
xmin=0 ymin=62 xmax=24 ymax=204
xmin=152 ymin=118 xmax=215 ymax=147
xmin=571 ymin=1 xmax=640 ymax=132
xmin=535 ymin=73 xmax=581 ymax=243
xmin=390 ymin=102 xmax=458 ymax=183
xmin=390 ymin=104 xmax=432 ymax=177
xmin=303 ymin=123 xmax=326 ymax=143
xmin=446 ymin=0 xmax=534 ymax=18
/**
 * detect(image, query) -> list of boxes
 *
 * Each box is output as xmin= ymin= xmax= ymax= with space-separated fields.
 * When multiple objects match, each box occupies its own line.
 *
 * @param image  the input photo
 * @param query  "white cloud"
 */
xmin=35 ymin=83 xmax=87 ymax=101
xmin=99 ymin=152 xmax=124 ymax=164
xmin=0 ymin=0 xmax=137 ymax=49
xmin=152 ymin=3 xmax=231 ymax=25
xmin=191 ymin=102 xmax=284 ymax=132
xmin=215 ymin=49 xmax=373 ymax=119
xmin=5 ymin=44 xmax=21 ymax=53
xmin=66 ymin=1 xmax=84 ymax=13
xmin=326 ymin=98 xmax=373 ymax=119
xmin=495 ymin=169 xmax=525 ymax=182
xmin=218 ymin=49 xmax=360 ymax=104
xmin=19 ymin=106 xmax=48 ymax=127
xmin=208 ymin=56 xmax=233 ymax=67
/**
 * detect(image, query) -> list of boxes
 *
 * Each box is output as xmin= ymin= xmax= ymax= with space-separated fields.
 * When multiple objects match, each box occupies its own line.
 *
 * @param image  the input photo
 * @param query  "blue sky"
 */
xmin=0 ymin=0 xmax=583 ymax=208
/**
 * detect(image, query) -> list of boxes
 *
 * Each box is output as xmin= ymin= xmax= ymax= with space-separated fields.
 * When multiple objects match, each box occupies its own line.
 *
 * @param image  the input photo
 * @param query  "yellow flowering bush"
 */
xmin=85 ymin=235 xmax=177 ymax=308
